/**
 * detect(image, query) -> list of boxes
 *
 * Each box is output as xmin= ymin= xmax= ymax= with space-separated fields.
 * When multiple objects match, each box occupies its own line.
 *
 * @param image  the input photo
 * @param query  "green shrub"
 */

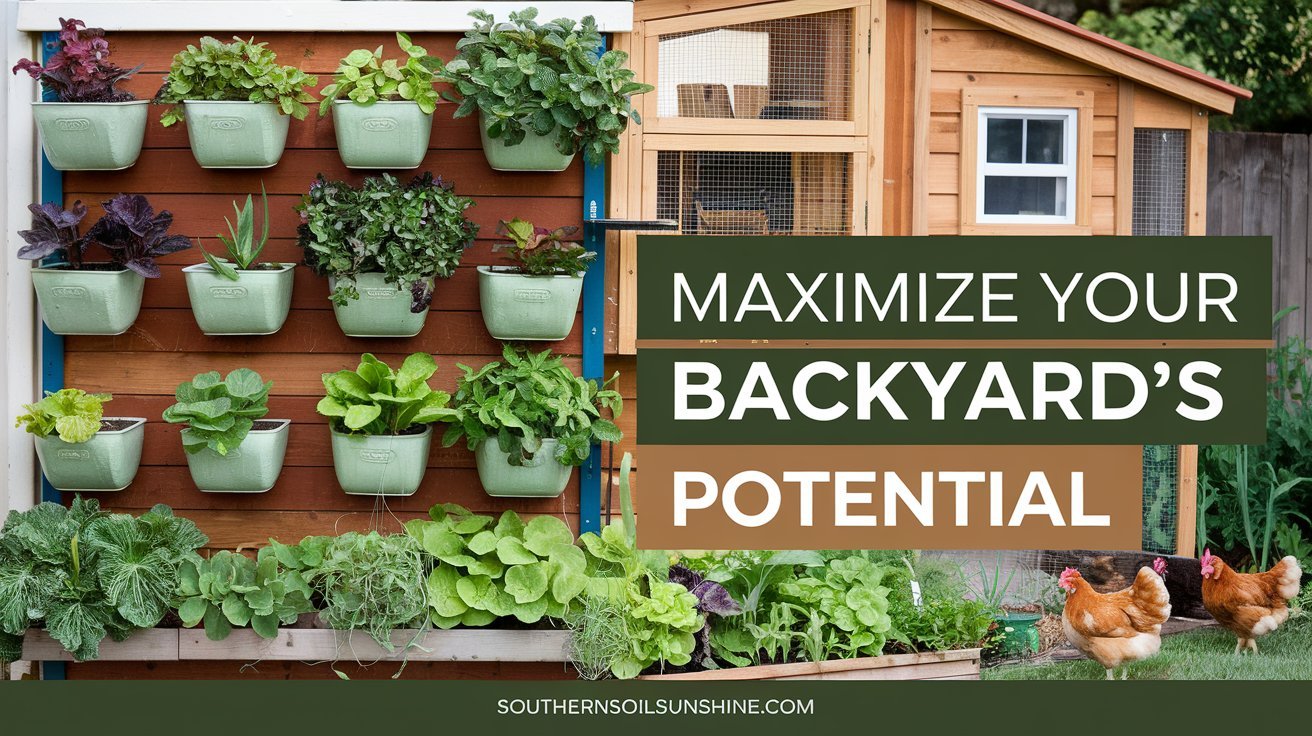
xmin=156 ymin=36 xmax=318 ymax=125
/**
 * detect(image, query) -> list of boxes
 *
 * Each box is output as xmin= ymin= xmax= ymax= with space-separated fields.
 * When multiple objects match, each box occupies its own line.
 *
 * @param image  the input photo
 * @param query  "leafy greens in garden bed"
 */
xmin=175 ymin=549 xmax=315 ymax=641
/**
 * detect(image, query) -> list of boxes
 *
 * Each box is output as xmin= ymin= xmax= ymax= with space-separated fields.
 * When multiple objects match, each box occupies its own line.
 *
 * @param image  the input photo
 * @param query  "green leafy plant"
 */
xmin=0 ymin=499 xmax=206 ymax=662
xmin=436 ymin=9 xmax=653 ymax=164
xmin=495 ymin=218 xmax=595 ymax=276
xmin=162 ymin=368 xmax=272 ymax=456
xmin=198 ymin=187 xmax=276 ymax=281
xmin=268 ymin=531 xmax=428 ymax=652
xmin=15 ymin=388 xmax=112 ymax=443
xmin=887 ymin=597 xmax=995 ymax=653
xmin=174 ymin=549 xmax=314 ymax=641
xmin=155 ymin=36 xmax=318 ymax=125
xmin=443 ymin=345 xmax=622 ymax=467
xmin=316 ymin=352 xmax=455 ymax=436
xmin=320 ymin=33 xmax=440 ymax=115
xmin=296 ymin=173 xmax=478 ymax=312
xmin=406 ymin=504 xmax=586 ymax=628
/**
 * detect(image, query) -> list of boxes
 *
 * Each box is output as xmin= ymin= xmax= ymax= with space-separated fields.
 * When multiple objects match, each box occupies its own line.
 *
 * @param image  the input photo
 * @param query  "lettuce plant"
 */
xmin=174 ymin=549 xmax=315 ymax=641
xmin=155 ymin=36 xmax=318 ymax=125
xmin=162 ymin=368 xmax=271 ymax=455
xmin=15 ymin=388 xmax=112 ymax=443
xmin=443 ymin=345 xmax=622 ymax=467
xmin=0 ymin=499 xmax=206 ymax=662
xmin=436 ymin=9 xmax=653 ymax=164
xmin=405 ymin=504 xmax=586 ymax=628
xmin=296 ymin=173 xmax=477 ymax=313
xmin=495 ymin=218 xmax=594 ymax=277
xmin=86 ymin=194 xmax=193 ymax=278
xmin=11 ymin=18 xmax=141 ymax=103
xmin=317 ymin=352 xmax=455 ymax=436
xmin=319 ymin=33 xmax=440 ymax=115
xmin=17 ymin=201 xmax=91 ymax=268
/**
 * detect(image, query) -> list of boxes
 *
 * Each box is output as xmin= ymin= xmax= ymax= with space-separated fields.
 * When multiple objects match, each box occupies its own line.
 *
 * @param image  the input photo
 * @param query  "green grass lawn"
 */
xmin=982 ymin=621 xmax=1312 ymax=680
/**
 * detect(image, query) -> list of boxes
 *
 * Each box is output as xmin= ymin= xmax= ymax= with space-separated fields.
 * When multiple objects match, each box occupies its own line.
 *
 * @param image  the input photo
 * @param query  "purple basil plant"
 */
xmin=669 ymin=564 xmax=742 ymax=668
xmin=11 ymin=18 xmax=141 ymax=103
xmin=17 ymin=201 xmax=92 ymax=268
xmin=86 ymin=195 xmax=193 ymax=277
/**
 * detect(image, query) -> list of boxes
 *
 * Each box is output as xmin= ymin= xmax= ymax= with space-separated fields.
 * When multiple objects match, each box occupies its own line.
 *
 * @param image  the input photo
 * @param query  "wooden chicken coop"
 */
xmin=604 ymin=0 xmax=1249 ymax=562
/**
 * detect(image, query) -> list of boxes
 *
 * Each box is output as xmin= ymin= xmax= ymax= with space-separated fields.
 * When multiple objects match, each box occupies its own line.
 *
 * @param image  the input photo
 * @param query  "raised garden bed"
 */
xmin=21 ymin=629 xmax=572 ymax=663
xmin=639 ymin=649 xmax=982 ymax=681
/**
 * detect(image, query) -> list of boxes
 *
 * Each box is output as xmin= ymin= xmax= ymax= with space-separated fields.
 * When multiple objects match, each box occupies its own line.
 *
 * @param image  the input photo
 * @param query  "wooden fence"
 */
xmin=1207 ymin=131 xmax=1312 ymax=346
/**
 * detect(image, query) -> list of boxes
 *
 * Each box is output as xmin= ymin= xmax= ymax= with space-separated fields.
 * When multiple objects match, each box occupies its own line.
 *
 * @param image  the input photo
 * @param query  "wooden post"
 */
xmin=1176 ymin=444 xmax=1199 ymax=558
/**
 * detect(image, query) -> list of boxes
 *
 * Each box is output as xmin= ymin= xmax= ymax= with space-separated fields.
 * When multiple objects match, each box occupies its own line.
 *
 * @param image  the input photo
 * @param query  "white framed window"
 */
xmin=975 ymin=107 xmax=1077 ymax=225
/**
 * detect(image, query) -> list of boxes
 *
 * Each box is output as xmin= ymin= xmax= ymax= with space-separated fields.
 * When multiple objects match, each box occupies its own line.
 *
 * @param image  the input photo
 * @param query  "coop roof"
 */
xmin=926 ymin=0 xmax=1251 ymax=114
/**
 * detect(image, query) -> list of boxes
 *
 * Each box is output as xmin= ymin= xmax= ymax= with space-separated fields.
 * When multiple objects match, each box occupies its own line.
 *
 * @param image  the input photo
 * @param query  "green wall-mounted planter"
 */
xmin=32 ymin=100 xmax=149 ymax=171
xmin=31 ymin=266 xmax=145 ymax=335
xmin=35 ymin=418 xmax=146 ymax=491
xmin=329 ymin=273 xmax=431 ymax=337
xmin=332 ymin=100 xmax=433 ymax=169
xmin=478 ymin=112 xmax=575 ymax=172
xmin=183 ymin=263 xmax=296 ymax=335
xmin=475 ymin=439 xmax=572 ymax=498
xmin=477 ymin=266 xmax=582 ymax=341
xmin=331 ymin=427 xmax=431 ymax=496
xmin=182 ymin=101 xmax=290 ymax=169
xmin=184 ymin=419 xmax=290 ymax=493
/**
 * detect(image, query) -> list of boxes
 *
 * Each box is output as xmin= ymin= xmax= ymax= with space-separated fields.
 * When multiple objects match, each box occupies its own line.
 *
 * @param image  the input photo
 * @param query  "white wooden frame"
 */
xmin=975 ymin=106 xmax=1078 ymax=225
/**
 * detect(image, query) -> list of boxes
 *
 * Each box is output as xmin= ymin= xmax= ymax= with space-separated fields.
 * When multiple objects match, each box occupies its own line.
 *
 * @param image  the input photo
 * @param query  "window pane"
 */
xmin=985 ymin=118 xmax=1023 ymax=163
xmin=1025 ymin=118 xmax=1065 ymax=164
xmin=983 ymin=176 xmax=1066 ymax=216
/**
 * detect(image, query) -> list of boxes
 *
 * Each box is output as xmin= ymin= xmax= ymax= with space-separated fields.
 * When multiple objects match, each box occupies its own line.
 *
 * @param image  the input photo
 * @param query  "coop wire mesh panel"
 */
xmin=656 ymin=10 xmax=854 ymax=122
xmin=1132 ymin=128 xmax=1186 ymax=553
xmin=656 ymin=151 xmax=853 ymax=235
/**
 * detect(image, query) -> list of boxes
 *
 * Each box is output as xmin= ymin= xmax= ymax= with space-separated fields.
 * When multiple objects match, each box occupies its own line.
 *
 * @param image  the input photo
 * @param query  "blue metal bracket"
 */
xmin=579 ymin=37 xmax=609 ymax=536
xmin=37 ymin=31 xmax=67 ymax=681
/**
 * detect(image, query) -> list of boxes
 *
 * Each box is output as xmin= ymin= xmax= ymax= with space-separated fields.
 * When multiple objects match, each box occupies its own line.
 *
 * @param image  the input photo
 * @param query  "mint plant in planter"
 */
xmin=479 ymin=219 xmax=594 ymax=340
xmin=184 ymin=188 xmax=296 ymax=335
xmin=444 ymin=346 xmax=622 ymax=497
xmin=155 ymin=36 xmax=317 ymax=168
xmin=297 ymin=173 xmax=477 ymax=337
xmin=163 ymin=368 xmax=289 ymax=493
xmin=15 ymin=388 xmax=145 ymax=491
xmin=321 ymin=33 xmax=439 ymax=169
xmin=436 ymin=9 xmax=653 ymax=171
xmin=11 ymin=19 xmax=147 ymax=170
xmin=20 ymin=195 xmax=192 ymax=335
xmin=317 ymin=352 xmax=457 ymax=496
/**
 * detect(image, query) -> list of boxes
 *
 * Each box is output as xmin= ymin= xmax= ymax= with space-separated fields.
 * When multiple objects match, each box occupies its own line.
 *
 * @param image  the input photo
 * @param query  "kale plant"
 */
xmin=86 ymin=194 xmax=193 ymax=278
xmin=155 ymin=36 xmax=318 ymax=125
xmin=162 ymin=368 xmax=272 ymax=455
xmin=11 ymin=18 xmax=141 ymax=103
xmin=495 ymin=218 xmax=594 ymax=277
xmin=17 ymin=201 xmax=91 ymax=268
xmin=436 ymin=9 xmax=653 ymax=164
xmin=174 ymin=549 xmax=315 ymax=641
xmin=442 ymin=345 xmax=622 ymax=467
xmin=320 ymin=33 xmax=441 ymax=115
xmin=0 ymin=499 xmax=206 ymax=662
xmin=405 ymin=504 xmax=586 ymax=627
xmin=296 ymin=173 xmax=478 ymax=312
xmin=15 ymin=388 xmax=112 ymax=443
xmin=316 ymin=352 xmax=455 ymax=436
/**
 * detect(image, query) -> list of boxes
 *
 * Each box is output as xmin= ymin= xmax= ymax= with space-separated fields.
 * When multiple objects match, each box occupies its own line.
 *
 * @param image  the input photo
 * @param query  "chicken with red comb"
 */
xmin=1058 ymin=561 xmax=1171 ymax=679
xmin=1200 ymin=548 xmax=1302 ymax=654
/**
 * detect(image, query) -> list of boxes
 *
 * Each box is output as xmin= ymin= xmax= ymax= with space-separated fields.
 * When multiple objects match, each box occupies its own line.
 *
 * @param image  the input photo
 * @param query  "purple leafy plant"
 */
xmin=11 ymin=18 xmax=141 ymax=102
xmin=87 ymin=194 xmax=193 ymax=278
xmin=669 ymin=564 xmax=742 ymax=668
xmin=17 ymin=201 xmax=91 ymax=267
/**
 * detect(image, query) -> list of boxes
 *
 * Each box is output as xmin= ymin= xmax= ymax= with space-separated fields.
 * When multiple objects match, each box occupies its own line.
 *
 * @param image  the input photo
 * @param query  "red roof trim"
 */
xmin=973 ymin=0 xmax=1252 ymax=100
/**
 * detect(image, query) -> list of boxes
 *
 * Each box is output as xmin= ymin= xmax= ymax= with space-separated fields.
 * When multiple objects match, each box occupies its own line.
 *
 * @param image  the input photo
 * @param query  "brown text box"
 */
xmin=639 ymin=445 xmax=1143 ymax=550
